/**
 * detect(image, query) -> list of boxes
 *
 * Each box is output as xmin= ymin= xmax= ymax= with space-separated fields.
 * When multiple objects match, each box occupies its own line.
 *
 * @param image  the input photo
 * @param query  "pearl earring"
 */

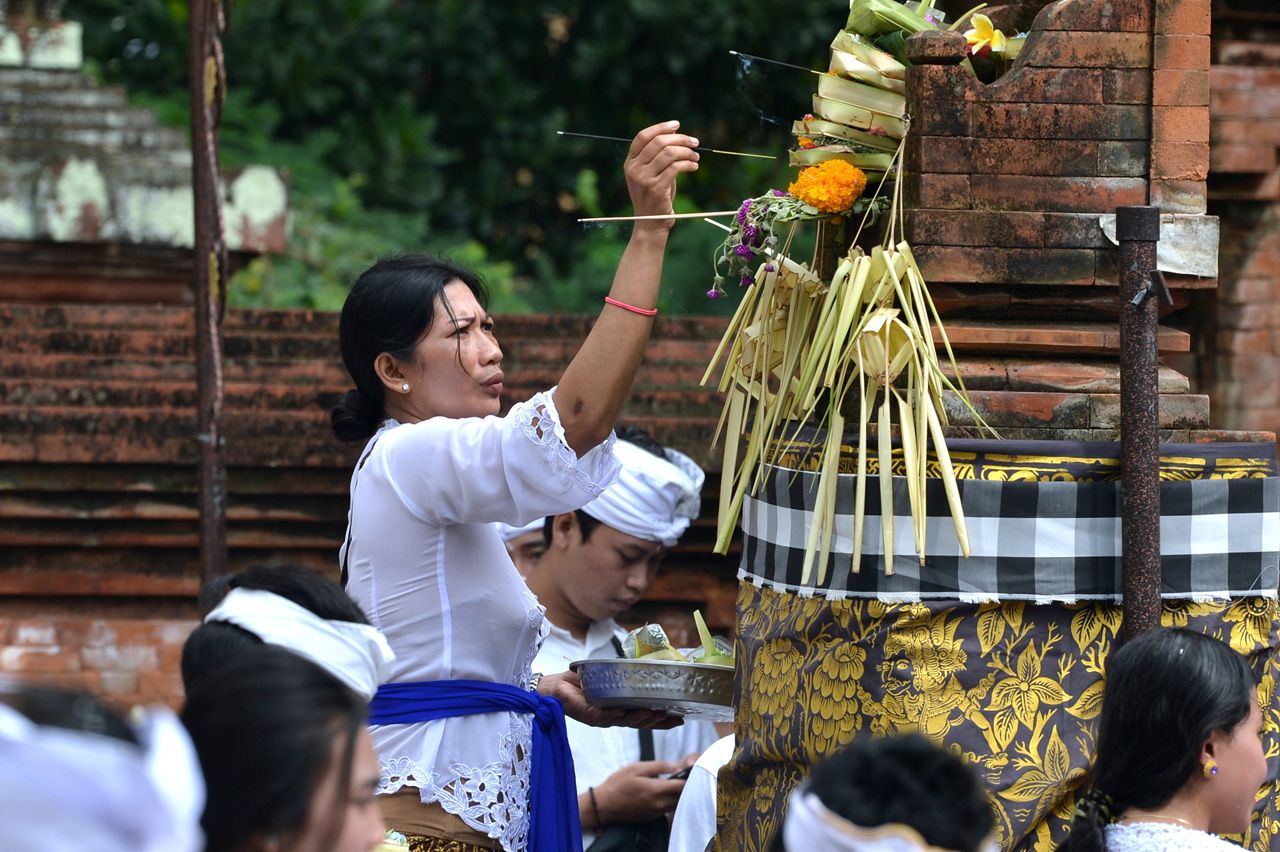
xmin=401 ymin=383 xmax=411 ymax=393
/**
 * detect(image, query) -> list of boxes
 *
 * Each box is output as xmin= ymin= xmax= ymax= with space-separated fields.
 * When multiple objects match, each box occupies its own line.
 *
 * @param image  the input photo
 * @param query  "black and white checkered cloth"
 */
xmin=740 ymin=462 xmax=1280 ymax=602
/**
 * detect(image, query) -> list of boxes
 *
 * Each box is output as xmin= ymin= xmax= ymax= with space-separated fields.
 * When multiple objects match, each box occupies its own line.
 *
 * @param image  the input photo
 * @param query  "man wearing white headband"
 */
xmin=526 ymin=426 xmax=718 ymax=850
xmin=494 ymin=517 xmax=548 ymax=577
xmin=0 ymin=683 xmax=205 ymax=852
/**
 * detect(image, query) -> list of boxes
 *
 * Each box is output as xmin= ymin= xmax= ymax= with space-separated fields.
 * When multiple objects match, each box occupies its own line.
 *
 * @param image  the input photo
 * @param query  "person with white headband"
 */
xmin=183 ymin=564 xmax=395 ymax=702
xmin=525 ymin=426 xmax=718 ymax=851
xmin=495 ymin=518 xmax=549 ymax=577
xmin=0 ymin=682 xmax=205 ymax=852
xmin=182 ymin=646 xmax=387 ymax=852
xmin=774 ymin=734 xmax=996 ymax=852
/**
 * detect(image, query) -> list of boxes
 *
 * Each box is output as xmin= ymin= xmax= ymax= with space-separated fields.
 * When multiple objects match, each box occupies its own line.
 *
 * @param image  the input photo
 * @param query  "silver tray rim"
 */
xmin=569 ymin=658 xmax=736 ymax=722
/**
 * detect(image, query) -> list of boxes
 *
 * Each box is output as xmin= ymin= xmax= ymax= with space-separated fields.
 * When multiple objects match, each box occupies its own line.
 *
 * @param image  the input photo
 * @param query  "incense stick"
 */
xmin=556 ymin=130 xmax=776 ymax=161
xmin=578 ymin=210 xmax=740 ymax=223
xmin=729 ymin=50 xmax=817 ymax=75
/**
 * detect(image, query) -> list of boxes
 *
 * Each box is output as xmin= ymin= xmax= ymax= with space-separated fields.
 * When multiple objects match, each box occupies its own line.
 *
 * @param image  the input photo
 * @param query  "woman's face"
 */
xmin=1205 ymin=700 xmax=1268 ymax=835
xmin=395 ymin=280 xmax=504 ymax=421
xmin=292 ymin=726 xmax=385 ymax=852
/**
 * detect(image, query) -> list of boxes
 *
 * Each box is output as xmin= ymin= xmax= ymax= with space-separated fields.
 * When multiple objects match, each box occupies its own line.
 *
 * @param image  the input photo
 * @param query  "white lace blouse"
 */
xmin=1105 ymin=821 xmax=1245 ymax=851
xmin=342 ymin=390 xmax=619 ymax=851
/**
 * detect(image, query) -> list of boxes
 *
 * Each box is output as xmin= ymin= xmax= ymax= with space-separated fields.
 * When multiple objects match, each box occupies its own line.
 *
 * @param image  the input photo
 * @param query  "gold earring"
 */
xmin=1203 ymin=758 xmax=1218 ymax=778
xmin=401 ymin=382 xmax=410 ymax=393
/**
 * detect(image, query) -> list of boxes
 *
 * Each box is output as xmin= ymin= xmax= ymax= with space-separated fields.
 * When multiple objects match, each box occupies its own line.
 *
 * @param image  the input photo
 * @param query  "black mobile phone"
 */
xmin=666 ymin=766 xmax=692 ymax=781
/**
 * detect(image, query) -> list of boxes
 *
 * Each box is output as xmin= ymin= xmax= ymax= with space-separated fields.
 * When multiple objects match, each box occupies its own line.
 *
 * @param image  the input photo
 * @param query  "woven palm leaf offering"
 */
xmin=705 ymin=0 xmax=999 ymax=585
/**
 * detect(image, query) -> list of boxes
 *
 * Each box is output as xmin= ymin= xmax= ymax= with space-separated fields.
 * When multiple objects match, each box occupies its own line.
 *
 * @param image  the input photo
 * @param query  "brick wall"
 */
xmin=1201 ymin=2 xmax=1280 ymax=433
xmin=0 ymin=303 xmax=737 ymax=707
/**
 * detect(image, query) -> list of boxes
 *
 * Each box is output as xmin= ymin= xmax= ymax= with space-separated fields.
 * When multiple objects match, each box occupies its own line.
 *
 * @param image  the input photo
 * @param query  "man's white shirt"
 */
xmin=533 ymin=618 xmax=720 ymax=848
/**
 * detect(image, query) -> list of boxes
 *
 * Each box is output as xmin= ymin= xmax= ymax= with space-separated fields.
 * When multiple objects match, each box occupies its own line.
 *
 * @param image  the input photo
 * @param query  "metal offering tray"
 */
xmin=570 ymin=658 xmax=734 ymax=722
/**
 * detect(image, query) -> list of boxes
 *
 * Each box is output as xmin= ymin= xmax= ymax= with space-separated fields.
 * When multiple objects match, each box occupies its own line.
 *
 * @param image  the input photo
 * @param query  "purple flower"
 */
xmin=736 ymin=198 xmax=753 ymax=224
xmin=740 ymin=274 xmax=752 ymax=286
xmin=771 ymin=189 xmax=788 ymax=197
xmin=742 ymin=223 xmax=760 ymax=244
xmin=733 ymin=243 xmax=755 ymax=258
xmin=706 ymin=288 xmax=722 ymax=299
xmin=764 ymin=263 xmax=775 ymax=272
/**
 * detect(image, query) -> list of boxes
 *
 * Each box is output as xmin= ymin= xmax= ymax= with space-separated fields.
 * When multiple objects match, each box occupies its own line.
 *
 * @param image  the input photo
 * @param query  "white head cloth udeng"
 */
xmin=495 ymin=518 xmax=545 ymax=542
xmin=578 ymin=439 xmax=705 ymax=548
xmin=205 ymin=587 xmax=395 ymax=701
xmin=0 ymin=699 xmax=205 ymax=852
xmin=783 ymin=789 xmax=997 ymax=852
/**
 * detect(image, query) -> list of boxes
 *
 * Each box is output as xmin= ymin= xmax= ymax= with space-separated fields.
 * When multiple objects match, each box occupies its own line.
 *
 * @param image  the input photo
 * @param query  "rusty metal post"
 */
xmin=189 ymin=0 xmax=229 ymax=588
xmin=1116 ymin=205 xmax=1161 ymax=640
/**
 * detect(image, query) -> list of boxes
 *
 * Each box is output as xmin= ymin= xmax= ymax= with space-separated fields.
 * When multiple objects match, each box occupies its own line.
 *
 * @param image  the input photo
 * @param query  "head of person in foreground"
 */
xmin=182 ymin=646 xmax=386 ymax=852
xmin=1058 ymin=627 xmax=1266 ymax=851
xmin=772 ymin=732 xmax=996 ymax=852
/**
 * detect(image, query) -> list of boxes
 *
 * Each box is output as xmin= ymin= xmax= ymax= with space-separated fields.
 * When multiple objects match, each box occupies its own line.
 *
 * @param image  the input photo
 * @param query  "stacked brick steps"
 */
xmin=0 ymin=301 xmax=741 ymax=655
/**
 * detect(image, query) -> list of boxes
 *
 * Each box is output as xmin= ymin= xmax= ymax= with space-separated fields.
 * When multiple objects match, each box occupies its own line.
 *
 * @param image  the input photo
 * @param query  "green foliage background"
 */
xmin=74 ymin=0 xmax=845 ymax=314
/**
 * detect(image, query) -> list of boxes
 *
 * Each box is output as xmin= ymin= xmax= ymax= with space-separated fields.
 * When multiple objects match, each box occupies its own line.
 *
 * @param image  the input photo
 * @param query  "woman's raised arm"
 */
xmin=554 ymin=121 xmax=700 ymax=456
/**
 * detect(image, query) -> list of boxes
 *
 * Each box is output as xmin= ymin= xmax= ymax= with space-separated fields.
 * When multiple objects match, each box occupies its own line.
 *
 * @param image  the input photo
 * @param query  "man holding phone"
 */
xmin=526 ymin=427 xmax=718 ymax=851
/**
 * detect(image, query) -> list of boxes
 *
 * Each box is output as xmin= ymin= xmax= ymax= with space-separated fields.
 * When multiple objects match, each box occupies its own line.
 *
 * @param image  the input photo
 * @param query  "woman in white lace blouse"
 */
xmin=333 ymin=122 xmax=699 ymax=852
xmin=1058 ymin=628 xmax=1268 ymax=852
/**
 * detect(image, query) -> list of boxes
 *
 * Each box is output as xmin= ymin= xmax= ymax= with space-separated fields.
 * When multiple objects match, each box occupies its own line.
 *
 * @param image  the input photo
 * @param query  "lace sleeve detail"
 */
xmin=512 ymin=388 xmax=620 ymax=501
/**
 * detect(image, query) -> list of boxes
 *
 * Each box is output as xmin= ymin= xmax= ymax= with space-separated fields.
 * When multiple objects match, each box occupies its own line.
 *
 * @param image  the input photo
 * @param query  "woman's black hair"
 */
xmin=1057 ymin=628 xmax=1256 ymax=852
xmin=1 ymin=684 xmax=139 ymax=746
xmin=181 ymin=646 xmax=367 ymax=852
xmin=795 ymin=733 xmax=994 ymax=852
xmin=542 ymin=425 xmax=671 ymax=546
xmin=332 ymin=255 xmax=488 ymax=444
xmin=181 ymin=564 xmax=371 ymax=695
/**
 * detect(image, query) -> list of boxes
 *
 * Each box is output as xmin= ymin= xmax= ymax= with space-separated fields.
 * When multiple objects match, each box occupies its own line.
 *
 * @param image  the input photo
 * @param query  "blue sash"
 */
xmin=369 ymin=679 xmax=582 ymax=852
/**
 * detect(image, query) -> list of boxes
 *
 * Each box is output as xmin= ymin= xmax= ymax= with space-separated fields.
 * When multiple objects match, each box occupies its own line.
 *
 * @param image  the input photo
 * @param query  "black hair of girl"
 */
xmin=1057 ymin=628 xmax=1256 ymax=852
xmin=1 ymin=684 xmax=139 ymax=746
xmin=332 ymin=254 xmax=489 ymax=444
xmin=181 ymin=646 xmax=367 ymax=852
xmin=181 ymin=564 xmax=373 ymax=694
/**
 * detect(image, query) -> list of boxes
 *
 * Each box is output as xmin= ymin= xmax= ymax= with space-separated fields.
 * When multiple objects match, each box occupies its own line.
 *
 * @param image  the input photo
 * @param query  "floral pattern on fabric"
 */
xmin=715 ymin=583 xmax=1280 ymax=851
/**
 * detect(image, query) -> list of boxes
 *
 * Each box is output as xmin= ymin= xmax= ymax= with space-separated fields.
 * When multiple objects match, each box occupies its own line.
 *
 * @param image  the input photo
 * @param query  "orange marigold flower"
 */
xmin=798 ymin=136 xmax=816 ymax=149
xmin=788 ymin=160 xmax=868 ymax=214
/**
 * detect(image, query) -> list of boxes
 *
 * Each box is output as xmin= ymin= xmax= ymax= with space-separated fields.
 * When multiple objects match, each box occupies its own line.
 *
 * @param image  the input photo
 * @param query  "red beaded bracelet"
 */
xmin=604 ymin=296 xmax=658 ymax=317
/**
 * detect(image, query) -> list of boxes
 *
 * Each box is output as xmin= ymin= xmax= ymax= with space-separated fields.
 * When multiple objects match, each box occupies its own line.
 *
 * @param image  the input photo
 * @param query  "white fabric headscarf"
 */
xmin=495 ymin=518 xmax=545 ymax=542
xmin=782 ymin=789 xmax=998 ymax=852
xmin=205 ymin=587 xmax=395 ymax=701
xmin=578 ymin=438 xmax=704 ymax=548
xmin=0 ymin=698 xmax=205 ymax=852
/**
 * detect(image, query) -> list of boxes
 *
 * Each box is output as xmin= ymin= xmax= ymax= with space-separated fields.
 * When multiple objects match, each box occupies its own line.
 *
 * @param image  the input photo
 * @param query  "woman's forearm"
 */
xmin=556 ymin=225 xmax=669 ymax=456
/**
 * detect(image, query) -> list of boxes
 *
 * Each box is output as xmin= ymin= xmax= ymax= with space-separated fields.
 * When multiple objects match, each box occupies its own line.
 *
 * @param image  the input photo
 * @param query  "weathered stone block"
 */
xmin=970 ymin=175 xmax=1147 ymax=213
xmin=1150 ymin=141 xmax=1209 ymax=181
xmin=1153 ymin=69 xmax=1209 ymax=107
xmin=972 ymin=104 xmax=1149 ymax=140
xmin=1102 ymin=69 xmax=1152 ymax=104
xmin=1035 ymin=0 xmax=1148 ymax=31
xmin=1153 ymin=34 xmax=1210 ymax=71
xmin=1097 ymin=141 xmax=1149 ymax=177
xmin=906 ymin=210 xmax=1045 ymax=247
xmin=1023 ymin=31 xmax=1151 ymax=69
xmin=970 ymin=138 xmax=1098 ymax=176
xmin=1152 ymin=105 xmax=1210 ymax=145
xmin=904 ymin=174 xmax=971 ymax=209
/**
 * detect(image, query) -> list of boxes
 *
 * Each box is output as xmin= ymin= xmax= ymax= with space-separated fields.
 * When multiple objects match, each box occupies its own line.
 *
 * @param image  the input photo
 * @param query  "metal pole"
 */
xmin=1116 ymin=205 xmax=1161 ymax=640
xmin=189 ymin=0 xmax=229 ymax=590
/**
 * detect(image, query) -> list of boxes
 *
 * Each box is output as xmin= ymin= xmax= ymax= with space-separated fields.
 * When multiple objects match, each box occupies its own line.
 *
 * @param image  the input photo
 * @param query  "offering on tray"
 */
xmin=622 ymin=623 xmax=687 ymax=661
xmin=619 ymin=612 xmax=735 ymax=667
xmin=572 ymin=612 xmax=737 ymax=721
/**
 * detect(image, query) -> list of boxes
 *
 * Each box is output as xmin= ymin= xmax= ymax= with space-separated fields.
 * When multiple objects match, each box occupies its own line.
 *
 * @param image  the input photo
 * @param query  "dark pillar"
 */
xmin=1116 ymin=205 xmax=1162 ymax=640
